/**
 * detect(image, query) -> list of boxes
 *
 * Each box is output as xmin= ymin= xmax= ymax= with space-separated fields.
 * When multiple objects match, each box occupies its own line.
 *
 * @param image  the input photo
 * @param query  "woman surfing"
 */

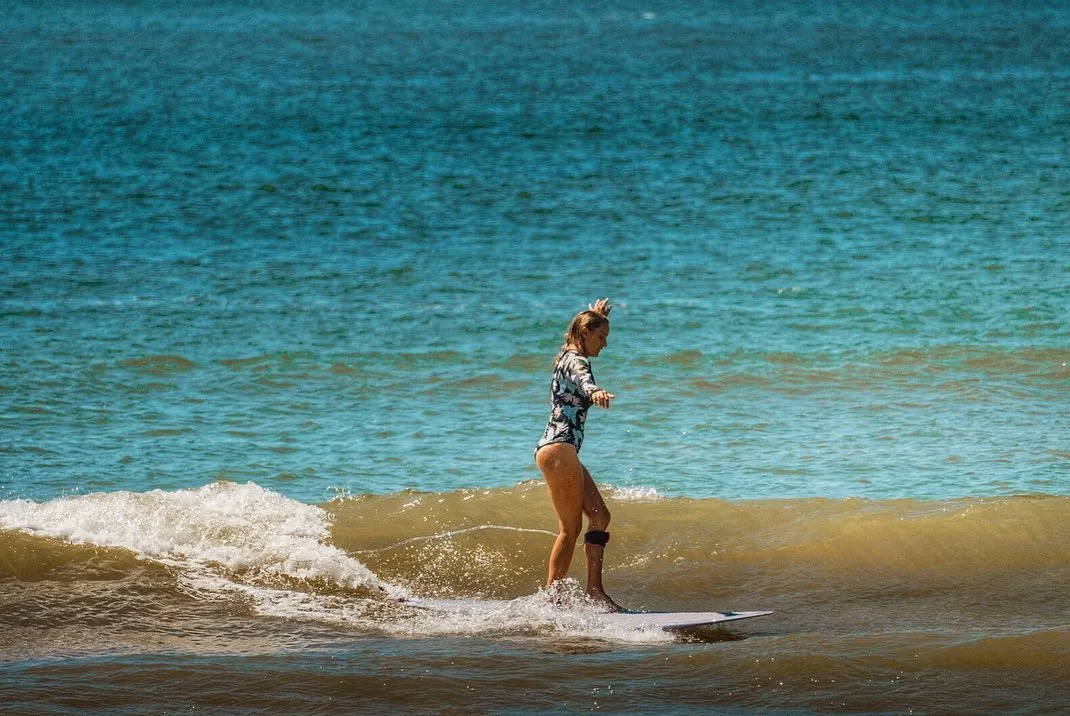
xmin=534 ymin=298 xmax=622 ymax=612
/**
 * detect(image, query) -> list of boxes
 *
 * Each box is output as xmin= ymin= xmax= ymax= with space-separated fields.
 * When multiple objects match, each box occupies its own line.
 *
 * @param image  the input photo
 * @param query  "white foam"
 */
xmin=241 ymin=580 xmax=672 ymax=643
xmin=0 ymin=481 xmax=402 ymax=596
xmin=606 ymin=485 xmax=665 ymax=502
xmin=400 ymin=582 xmax=674 ymax=643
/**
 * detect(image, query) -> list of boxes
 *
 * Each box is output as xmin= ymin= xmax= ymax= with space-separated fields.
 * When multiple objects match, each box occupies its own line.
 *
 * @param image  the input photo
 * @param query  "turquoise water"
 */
xmin=3 ymin=0 xmax=1068 ymax=504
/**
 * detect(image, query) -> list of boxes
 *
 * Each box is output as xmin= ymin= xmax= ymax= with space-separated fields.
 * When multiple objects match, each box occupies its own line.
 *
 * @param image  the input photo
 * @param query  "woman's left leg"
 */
xmin=580 ymin=463 xmax=623 ymax=612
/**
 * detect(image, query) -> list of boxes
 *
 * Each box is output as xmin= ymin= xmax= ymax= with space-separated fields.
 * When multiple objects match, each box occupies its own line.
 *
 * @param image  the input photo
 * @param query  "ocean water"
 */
xmin=2 ymin=0 xmax=1068 ymax=712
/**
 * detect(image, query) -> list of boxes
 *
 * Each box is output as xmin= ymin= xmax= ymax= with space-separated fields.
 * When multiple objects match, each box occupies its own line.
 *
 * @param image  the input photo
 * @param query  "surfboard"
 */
xmin=416 ymin=598 xmax=773 ymax=631
xmin=599 ymin=609 xmax=774 ymax=630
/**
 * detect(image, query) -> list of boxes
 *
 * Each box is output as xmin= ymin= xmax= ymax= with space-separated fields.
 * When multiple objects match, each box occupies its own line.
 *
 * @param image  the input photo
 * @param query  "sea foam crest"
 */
xmin=606 ymin=485 xmax=664 ymax=502
xmin=0 ymin=481 xmax=404 ymax=597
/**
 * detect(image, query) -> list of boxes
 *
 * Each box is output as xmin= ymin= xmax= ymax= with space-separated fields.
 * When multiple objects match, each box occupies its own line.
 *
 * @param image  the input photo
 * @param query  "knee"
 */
xmin=587 ymin=506 xmax=611 ymax=532
xmin=559 ymin=519 xmax=583 ymax=543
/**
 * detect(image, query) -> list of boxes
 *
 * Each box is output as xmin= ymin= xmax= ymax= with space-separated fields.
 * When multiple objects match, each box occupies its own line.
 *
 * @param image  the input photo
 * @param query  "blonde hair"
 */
xmin=553 ymin=310 xmax=608 ymax=366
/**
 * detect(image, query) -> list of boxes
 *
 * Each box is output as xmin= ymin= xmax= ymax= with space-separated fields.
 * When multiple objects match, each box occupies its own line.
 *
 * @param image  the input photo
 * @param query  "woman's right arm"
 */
xmin=562 ymin=354 xmax=614 ymax=408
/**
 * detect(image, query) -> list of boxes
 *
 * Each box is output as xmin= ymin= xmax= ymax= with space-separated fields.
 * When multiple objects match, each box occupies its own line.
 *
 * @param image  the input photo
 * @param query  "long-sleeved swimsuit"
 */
xmin=535 ymin=350 xmax=601 ymax=457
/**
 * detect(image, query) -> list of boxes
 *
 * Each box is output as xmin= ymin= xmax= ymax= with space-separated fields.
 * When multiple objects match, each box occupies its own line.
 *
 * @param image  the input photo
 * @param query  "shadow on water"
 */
xmin=535 ymin=627 xmax=755 ymax=652
xmin=538 ymin=639 xmax=616 ymax=655
xmin=674 ymin=626 xmax=751 ymax=644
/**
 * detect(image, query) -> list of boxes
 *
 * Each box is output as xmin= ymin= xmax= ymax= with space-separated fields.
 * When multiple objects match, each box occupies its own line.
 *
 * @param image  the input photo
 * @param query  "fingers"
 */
xmin=588 ymin=297 xmax=612 ymax=317
xmin=592 ymin=390 xmax=615 ymax=408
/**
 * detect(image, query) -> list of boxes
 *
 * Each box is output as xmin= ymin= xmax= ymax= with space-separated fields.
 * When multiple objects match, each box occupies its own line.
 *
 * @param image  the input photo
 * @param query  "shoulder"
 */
xmin=559 ymin=352 xmax=594 ymax=381
xmin=560 ymin=350 xmax=589 ymax=368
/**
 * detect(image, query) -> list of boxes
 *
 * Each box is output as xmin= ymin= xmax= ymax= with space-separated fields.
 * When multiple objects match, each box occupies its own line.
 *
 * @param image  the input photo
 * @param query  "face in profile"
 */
xmin=583 ymin=323 xmax=610 ymax=357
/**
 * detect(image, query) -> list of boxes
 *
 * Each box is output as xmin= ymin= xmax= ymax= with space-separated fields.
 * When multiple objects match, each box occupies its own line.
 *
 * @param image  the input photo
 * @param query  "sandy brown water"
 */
xmin=3 ymin=485 xmax=1068 ymax=713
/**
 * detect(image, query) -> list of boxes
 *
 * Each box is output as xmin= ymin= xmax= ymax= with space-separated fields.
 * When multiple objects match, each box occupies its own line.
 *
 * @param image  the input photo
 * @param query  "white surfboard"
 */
xmin=601 ymin=609 xmax=774 ymax=630
xmin=417 ymin=598 xmax=773 ymax=631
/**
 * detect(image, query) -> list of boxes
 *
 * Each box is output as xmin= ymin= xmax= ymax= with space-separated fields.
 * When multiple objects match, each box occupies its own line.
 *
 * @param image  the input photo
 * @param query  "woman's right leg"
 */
xmin=580 ymin=465 xmax=622 ymax=611
xmin=535 ymin=443 xmax=585 ymax=587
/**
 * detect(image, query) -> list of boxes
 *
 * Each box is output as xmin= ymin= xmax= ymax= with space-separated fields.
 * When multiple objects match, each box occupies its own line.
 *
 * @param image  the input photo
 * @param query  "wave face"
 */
xmin=328 ymin=483 xmax=1070 ymax=606
xmin=3 ymin=482 xmax=1068 ymax=640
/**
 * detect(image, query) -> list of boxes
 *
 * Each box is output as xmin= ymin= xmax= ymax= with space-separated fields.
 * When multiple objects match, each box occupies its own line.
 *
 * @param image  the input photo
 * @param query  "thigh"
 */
xmin=580 ymin=464 xmax=609 ymax=523
xmin=536 ymin=443 xmax=585 ymax=526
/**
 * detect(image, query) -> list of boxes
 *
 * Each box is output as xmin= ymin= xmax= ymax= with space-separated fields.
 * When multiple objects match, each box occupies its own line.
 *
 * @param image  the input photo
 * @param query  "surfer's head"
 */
xmin=563 ymin=310 xmax=609 ymax=358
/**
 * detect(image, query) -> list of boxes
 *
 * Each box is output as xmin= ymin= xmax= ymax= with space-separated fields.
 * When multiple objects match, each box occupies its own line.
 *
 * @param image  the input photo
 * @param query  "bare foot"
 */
xmin=587 ymin=590 xmax=625 ymax=613
xmin=544 ymin=580 xmax=574 ymax=609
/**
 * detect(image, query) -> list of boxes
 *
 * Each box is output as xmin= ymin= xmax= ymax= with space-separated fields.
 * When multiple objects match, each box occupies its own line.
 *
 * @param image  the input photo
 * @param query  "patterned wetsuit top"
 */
xmin=535 ymin=350 xmax=601 ymax=456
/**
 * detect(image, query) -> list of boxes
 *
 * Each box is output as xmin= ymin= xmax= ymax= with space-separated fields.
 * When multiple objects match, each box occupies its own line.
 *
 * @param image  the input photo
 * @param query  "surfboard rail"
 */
xmin=607 ymin=609 xmax=774 ymax=630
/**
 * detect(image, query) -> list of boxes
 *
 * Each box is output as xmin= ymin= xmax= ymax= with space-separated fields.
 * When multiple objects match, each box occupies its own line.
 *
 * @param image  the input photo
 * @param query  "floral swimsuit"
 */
xmin=535 ymin=350 xmax=601 ymax=457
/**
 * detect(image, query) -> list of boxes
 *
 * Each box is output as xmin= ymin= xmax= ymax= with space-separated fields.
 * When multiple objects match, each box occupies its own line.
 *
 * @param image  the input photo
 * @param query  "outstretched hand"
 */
xmin=591 ymin=389 xmax=615 ymax=409
xmin=589 ymin=297 xmax=612 ymax=318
